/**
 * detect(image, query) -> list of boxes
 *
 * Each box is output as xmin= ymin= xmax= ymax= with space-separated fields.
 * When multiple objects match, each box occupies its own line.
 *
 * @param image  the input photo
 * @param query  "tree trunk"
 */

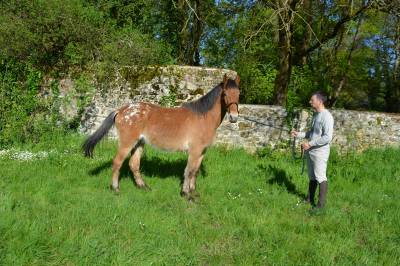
xmin=177 ymin=0 xmax=188 ymax=64
xmin=273 ymin=0 xmax=297 ymax=106
xmin=176 ymin=0 xmax=203 ymax=65
xmin=274 ymin=30 xmax=292 ymax=105
xmin=299 ymin=0 xmax=312 ymax=65
xmin=188 ymin=0 xmax=202 ymax=65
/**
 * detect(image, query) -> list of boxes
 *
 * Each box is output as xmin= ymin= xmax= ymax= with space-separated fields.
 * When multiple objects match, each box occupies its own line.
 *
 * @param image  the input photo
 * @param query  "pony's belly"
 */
xmin=140 ymin=133 xmax=189 ymax=152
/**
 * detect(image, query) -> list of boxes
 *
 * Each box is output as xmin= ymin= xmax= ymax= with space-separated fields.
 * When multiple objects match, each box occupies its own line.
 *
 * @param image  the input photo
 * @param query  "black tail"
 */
xmin=82 ymin=111 xmax=117 ymax=157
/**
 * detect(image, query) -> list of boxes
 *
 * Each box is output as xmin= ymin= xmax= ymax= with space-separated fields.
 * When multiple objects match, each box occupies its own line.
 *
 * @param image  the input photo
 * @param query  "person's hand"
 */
xmin=302 ymin=142 xmax=311 ymax=151
xmin=291 ymin=129 xmax=298 ymax=138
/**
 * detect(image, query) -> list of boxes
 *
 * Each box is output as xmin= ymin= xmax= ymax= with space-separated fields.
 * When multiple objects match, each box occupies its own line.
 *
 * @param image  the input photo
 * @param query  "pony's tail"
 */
xmin=82 ymin=111 xmax=117 ymax=157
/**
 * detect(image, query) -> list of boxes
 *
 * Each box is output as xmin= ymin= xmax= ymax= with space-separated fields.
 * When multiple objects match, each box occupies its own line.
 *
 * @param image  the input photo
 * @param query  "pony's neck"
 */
xmin=208 ymin=90 xmax=226 ymax=129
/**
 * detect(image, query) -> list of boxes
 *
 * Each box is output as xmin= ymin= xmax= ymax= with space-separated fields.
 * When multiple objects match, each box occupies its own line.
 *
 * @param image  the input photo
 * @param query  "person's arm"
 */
xmin=309 ymin=114 xmax=334 ymax=147
xmin=296 ymin=131 xmax=311 ymax=139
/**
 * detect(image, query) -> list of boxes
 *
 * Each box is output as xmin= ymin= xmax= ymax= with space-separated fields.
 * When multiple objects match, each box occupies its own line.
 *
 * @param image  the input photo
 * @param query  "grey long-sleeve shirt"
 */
xmin=298 ymin=109 xmax=334 ymax=156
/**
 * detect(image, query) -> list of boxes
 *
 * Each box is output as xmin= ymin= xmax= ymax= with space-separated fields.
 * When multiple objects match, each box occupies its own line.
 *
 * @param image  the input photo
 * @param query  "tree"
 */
xmin=268 ymin=0 xmax=374 ymax=106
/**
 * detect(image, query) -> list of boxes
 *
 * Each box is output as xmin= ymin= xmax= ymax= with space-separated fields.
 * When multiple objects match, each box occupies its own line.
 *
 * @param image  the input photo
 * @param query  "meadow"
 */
xmin=0 ymin=135 xmax=399 ymax=265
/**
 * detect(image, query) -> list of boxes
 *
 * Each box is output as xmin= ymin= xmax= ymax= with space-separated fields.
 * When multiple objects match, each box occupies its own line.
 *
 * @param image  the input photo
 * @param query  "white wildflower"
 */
xmin=0 ymin=149 xmax=10 ymax=158
xmin=1 ymin=149 xmax=56 ymax=161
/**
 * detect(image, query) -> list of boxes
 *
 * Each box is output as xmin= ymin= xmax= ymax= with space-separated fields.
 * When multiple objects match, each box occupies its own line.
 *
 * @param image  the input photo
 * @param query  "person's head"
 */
xmin=309 ymin=91 xmax=327 ymax=111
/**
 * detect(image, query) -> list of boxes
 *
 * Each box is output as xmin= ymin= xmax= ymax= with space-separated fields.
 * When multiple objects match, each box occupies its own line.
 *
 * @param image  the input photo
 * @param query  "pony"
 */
xmin=83 ymin=74 xmax=240 ymax=200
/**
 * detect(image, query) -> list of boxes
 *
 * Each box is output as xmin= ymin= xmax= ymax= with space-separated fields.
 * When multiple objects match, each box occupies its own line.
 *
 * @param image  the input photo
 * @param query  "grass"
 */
xmin=0 ymin=134 xmax=399 ymax=265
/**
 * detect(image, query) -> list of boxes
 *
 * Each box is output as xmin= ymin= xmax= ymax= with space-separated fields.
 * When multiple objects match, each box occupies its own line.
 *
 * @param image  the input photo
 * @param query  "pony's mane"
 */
xmin=182 ymin=80 xmax=238 ymax=114
xmin=182 ymin=84 xmax=223 ymax=114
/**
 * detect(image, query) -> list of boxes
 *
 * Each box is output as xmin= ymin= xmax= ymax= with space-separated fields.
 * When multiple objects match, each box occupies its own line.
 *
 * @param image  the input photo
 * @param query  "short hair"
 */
xmin=312 ymin=91 xmax=327 ymax=104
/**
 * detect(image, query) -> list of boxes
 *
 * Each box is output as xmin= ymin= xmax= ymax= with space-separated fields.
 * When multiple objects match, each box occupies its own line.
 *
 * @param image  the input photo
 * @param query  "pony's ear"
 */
xmin=223 ymin=74 xmax=228 ymax=89
xmin=235 ymin=75 xmax=240 ymax=86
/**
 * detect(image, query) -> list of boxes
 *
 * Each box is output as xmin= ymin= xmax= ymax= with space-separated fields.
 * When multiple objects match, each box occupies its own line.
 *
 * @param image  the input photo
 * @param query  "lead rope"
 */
xmin=241 ymin=112 xmax=306 ymax=174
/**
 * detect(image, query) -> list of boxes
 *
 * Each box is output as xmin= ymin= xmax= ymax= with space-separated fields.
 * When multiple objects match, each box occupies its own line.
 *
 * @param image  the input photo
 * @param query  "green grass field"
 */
xmin=1 ymin=135 xmax=399 ymax=265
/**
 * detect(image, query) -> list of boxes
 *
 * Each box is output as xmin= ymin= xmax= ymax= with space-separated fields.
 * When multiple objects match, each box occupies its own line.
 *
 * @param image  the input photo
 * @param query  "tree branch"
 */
xmin=302 ymin=3 xmax=371 ymax=56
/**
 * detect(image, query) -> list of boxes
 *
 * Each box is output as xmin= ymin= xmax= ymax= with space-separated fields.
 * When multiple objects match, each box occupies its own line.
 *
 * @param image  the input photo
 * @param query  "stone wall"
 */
xmin=216 ymin=105 xmax=400 ymax=152
xmin=62 ymin=65 xmax=400 ymax=152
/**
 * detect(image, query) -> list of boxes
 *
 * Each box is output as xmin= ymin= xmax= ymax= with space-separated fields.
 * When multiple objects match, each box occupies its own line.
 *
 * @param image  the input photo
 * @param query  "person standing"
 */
xmin=291 ymin=92 xmax=334 ymax=210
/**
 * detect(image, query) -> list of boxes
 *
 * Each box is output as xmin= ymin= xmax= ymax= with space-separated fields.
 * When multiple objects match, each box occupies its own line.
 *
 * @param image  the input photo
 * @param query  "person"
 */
xmin=291 ymin=91 xmax=334 ymax=210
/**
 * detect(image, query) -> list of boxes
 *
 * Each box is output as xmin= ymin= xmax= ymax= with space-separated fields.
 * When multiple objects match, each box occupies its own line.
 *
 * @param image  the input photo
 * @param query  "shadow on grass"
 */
xmin=88 ymin=154 xmax=206 ymax=183
xmin=259 ymin=164 xmax=306 ymax=199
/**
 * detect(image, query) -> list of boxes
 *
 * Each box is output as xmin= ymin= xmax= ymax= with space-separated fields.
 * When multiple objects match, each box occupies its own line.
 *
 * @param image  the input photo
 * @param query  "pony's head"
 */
xmin=222 ymin=74 xmax=240 ymax=123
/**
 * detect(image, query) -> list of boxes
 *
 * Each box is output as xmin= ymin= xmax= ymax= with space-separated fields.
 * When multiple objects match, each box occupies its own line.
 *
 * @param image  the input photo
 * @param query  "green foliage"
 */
xmin=159 ymin=92 xmax=177 ymax=107
xmin=203 ymin=3 xmax=278 ymax=105
xmin=0 ymin=136 xmax=399 ymax=264
xmin=286 ymin=66 xmax=317 ymax=112
xmin=100 ymin=25 xmax=174 ymax=67
xmin=200 ymin=1 xmax=399 ymax=112
xmin=0 ymin=0 xmax=176 ymax=146
xmin=0 ymin=0 xmax=105 ymax=69
xmin=0 ymin=59 xmax=61 ymax=146
xmin=65 ymin=74 xmax=96 ymax=130
xmin=0 ymin=0 xmax=173 ymax=71
xmin=237 ymin=61 xmax=276 ymax=104
xmin=0 ymin=59 xmax=96 ymax=147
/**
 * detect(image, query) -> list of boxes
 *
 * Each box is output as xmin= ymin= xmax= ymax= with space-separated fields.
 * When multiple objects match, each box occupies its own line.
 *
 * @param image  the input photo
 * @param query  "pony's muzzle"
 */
xmin=229 ymin=113 xmax=238 ymax=123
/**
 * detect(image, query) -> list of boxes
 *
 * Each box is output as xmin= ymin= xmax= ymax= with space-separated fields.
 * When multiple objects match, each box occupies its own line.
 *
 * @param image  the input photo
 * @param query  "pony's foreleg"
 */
xmin=111 ymin=147 xmax=131 ymax=192
xmin=129 ymin=144 xmax=150 ymax=190
xmin=189 ymin=154 xmax=204 ymax=193
xmin=182 ymin=150 xmax=204 ymax=201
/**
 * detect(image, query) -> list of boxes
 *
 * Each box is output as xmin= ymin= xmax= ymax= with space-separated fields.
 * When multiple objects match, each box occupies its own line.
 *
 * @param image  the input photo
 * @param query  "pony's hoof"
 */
xmin=181 ymin=191 xmax=190 ymax=199
xmin=190 ymin=190 xmax=200 ymax=199
xmin=181 ymin=191 xmax=200 ymax=203
xmin=189 ymin=195 xmax=200 ymax=203
xmin=138 ymin=184 xmax=151 ymax=191
xmin=190 ymin=192 xmax=200 ymax=203
xmin=109 ymin=185 xmax=120 ymax=193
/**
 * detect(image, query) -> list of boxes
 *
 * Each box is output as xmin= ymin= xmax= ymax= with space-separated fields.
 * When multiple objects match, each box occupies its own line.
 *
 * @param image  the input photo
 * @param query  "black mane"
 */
xmin=182 ymin=84 xmax=223 ymax=114
xmin=182 ymin=80 xmax=239 ymax=114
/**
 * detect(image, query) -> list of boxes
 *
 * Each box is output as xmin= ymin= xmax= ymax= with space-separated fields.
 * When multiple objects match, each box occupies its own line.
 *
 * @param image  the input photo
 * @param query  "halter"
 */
xmin=222 ymin=90 xmax=239 ymax=114
xmin=225 ymin=102 xmax=239 ymax=114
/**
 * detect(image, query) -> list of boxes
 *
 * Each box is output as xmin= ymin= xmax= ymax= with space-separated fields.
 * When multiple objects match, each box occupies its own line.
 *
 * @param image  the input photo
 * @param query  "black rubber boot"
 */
xmin=316 ymin=181 xmax=328 ymax=209
xmin=305 ymin=180 xmax=318 ymax=206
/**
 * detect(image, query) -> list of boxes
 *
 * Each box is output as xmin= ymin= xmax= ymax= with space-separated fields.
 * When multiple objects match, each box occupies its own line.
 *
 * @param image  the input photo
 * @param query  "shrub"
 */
xmin=0 ymin=59 xmax=57 ymax=146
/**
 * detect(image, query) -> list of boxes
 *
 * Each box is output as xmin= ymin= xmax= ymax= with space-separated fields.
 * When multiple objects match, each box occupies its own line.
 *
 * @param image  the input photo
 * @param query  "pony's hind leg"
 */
xmin=129 ymin=143 xmax=150 ymax=191
xmin=111 ymin=146 xmax=131 ymax=192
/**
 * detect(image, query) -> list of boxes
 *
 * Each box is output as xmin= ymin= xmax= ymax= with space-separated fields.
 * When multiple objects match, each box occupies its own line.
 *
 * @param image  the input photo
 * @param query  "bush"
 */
xmin=99 ymin=25 xmax=174 ymax=67
xmin=235 ymin=59 xmax=276 ymax=104
xmin=0 ymin=0 xmax=173 ymax=71
xmin=0 ymin=59 xmax=60 ymax=146
xmin=0 ymin=0 xmax=175 ymax=146
xmin=0 ymin=0 xmax=105 ymax=70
